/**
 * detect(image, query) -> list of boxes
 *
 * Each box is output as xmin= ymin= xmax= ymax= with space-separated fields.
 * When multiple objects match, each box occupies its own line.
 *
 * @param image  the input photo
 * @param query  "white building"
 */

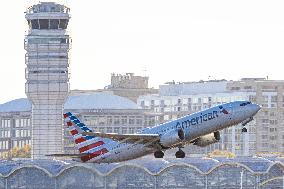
xmin=24 ymin=2 xmax=71 ymax=158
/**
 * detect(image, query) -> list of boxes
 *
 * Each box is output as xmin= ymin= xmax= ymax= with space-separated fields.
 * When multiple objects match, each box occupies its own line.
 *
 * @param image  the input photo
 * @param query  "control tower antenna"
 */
xmin=25 ymin=2 xmax=71 ymax=159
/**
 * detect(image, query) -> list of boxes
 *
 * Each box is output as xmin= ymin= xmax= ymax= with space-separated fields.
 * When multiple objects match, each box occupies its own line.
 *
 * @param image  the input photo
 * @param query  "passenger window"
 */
xmin=219 ymin=106 xmax=223 ymax=109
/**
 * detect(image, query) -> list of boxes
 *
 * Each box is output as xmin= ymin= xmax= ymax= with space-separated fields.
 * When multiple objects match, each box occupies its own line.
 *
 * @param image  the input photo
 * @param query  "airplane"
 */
xmin=51 ymin=100 xmax=260 ymax=163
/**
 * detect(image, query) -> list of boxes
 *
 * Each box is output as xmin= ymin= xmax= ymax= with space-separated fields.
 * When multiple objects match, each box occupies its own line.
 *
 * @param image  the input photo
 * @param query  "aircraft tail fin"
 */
xmin=63 ymin=112 xmax=110 ymax=162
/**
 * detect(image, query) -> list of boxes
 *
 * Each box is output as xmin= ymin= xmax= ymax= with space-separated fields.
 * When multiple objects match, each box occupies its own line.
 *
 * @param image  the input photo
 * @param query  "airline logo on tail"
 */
xmin=63 ymin=112 xmax=109 ymax=162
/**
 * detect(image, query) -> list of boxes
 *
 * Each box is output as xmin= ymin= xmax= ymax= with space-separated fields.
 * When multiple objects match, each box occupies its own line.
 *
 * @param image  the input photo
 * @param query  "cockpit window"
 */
xmin=240 ymin=102 xmax=251 ymax=106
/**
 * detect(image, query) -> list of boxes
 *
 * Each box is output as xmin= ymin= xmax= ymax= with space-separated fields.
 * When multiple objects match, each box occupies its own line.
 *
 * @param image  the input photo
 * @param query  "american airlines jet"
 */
xmin=54 ymin=101 xmax=260 ymax=163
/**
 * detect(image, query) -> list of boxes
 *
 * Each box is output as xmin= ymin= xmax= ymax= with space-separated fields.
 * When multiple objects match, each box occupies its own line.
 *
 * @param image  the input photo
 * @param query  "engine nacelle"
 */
xmin=192 ymin=131 xmax=220 ymax=147
xmin=160 ymin=129 xmax=185 ymax=147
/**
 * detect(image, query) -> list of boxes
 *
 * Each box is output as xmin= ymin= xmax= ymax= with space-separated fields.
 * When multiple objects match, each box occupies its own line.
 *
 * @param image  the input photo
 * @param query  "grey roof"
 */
xmin=0 ymin=98 xmax=31 ymax=113
xmin=65 ymin=93 xmax=138 ymax=110
xmin=159 ymin=81 xmax=228 ymax=96
xmin=0 ymin=93 xmax=138 ymax=113
xmin=0 ymin=156 xmax=283 ymax=177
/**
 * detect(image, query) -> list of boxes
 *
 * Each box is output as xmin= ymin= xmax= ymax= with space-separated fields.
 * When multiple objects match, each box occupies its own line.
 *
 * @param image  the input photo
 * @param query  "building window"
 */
xmin=1 ymin=119 xmax=11 ymax=128
xmin=31 ymin=19 xmax=39 ymax=29
xmin=122 ymin=128 xmax=127 ymax=134
xmin=149 ymin=117 xmax=155 ymax=125
xmin=121 ymin=116 xmax=127 ymax=125
xmin=262 ymin=119 xmax=269 ymax=124
xmin=59 ymin=19 xmax=68 ymax=29
xmin=270 ymin=112 xmax=276 ymax=116
xmin=15 ymin=119 xmax=20 ymax=127
xmin=39 ymin=19 xmax=49 ymax=29
xmin=49 ymin=19 xmax=59 ymax=29
xmin=129 ymin=128 xmax=135 ymax=134
xmin=244 ymin=86 xmax=252 ymax=89
xmin=188 ymin=98 xmax=191 ymax=104
xmin=0 ymin=141 xmax=9 ymax=150
xmin=106 ymin=127 xmax=112 ymax=133
xmin=271 ymin=96 xmax=278 ymax=102
xmin=271 ymin=104 xmax=277 ymax=108
xmin=270 ymin=120 xmax=278 ymax=125
xmin=136 ymin=116 xmax=142 ymax=125
xmin=98 ymin=117 xmax=106 ymax=125
xmin=15 ymin=130 xmax=21 ymax=137
xmin=263 ymin=111 xmax=268 ymax=116
xmin=269 ymin=128 xmax=277 ymax=132
xmin=107 ymin=116 xmax=112 ymax=125
xmin=129 ymin=116 xmax=135 ymax=125
xmin=261 ymin=135 xmax=268 ymax=139
xmin=84 ymin=116 xmax=97 ymax=126
xmin=262 ymin=143 xmax=268 ymax=148
xmin=231 ymin=87 xmax=240 ymax=90
xmin=114 ymin=116 xmax=120 ymax=125
xmin=197 ymin=98 xmax=201 ymax=104
xmin=114 ymin=127 xmax=120 ymax=134
xmin=263 ymin=96 xmax=269 ymax=102
xmin=0 ymin=131 xmax=10 ymax=138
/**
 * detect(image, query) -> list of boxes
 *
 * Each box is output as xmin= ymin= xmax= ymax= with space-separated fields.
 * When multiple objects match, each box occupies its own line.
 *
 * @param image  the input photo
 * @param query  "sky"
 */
xmin=0 ymin=0 xmax=284 ymax=104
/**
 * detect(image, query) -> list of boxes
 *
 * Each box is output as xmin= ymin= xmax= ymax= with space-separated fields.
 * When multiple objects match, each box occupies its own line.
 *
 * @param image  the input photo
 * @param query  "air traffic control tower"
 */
xmin=25 ymin=2 xmax=71 ymax=159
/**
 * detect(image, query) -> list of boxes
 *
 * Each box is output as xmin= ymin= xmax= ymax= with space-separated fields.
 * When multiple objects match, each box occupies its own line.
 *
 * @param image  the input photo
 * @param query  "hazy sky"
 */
xmin=0 ymin=0 xmax=283 ymax=104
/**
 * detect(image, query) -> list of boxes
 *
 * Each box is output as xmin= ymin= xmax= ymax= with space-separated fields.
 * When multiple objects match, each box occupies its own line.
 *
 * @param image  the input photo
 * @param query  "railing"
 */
xmin=24 ymin=43 xmax=70 ymax=52
xmin=26 ymin=3 xmax=70 ymax=14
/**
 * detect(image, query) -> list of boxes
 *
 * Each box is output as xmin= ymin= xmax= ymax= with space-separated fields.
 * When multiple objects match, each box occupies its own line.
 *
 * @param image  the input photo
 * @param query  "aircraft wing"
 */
xmin=82 ymin=132 xmax=160 ymax=144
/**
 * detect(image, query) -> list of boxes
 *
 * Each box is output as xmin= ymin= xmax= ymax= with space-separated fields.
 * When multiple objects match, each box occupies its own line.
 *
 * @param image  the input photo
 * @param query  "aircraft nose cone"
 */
xmin=252 ymin=104 xmax=261 ymax=113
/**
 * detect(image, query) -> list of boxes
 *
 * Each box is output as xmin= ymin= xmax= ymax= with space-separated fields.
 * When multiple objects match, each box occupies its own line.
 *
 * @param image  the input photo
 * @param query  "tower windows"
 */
xmin=39 ymin=19 xmax=49 ymax=29
xmin=31 ymin=20 xmax=39 ymax=29
xmin=59 ymin=19 xmax=68 ymax=29
xmin=29 ymin=19 xmax=69 ymax=30
xmin=50 ymin=19 xmax=59 ymax=29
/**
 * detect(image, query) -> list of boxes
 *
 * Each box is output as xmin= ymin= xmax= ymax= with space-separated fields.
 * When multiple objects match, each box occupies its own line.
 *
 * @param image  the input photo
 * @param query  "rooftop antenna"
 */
xmin=142 ymin=67 xmax=147 ymax=77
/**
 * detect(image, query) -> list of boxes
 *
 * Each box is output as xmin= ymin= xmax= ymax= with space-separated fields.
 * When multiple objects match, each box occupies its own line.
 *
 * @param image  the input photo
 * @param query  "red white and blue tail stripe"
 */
xmin=63 ymin=112 xmax=109 ymax=162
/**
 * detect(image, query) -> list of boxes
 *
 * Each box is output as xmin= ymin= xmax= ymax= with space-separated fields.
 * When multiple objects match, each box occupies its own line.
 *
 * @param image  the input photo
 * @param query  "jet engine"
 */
xmin=160 ymin=129 xmax=185 ymax=147
xmin=192 ymin=131 xmax=220 ymax=147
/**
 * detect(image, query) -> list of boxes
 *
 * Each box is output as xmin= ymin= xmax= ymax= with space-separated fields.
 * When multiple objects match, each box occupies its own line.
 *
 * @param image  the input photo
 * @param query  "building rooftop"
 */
xmin=0 ymin=156 xmax=283 ymax=177
xmin=65 ymin=93 xmax=139 ymax=110
xmin=159 ymin=80 xmax=229 ymax=96
xmin=0 ymin=98 xmax=31 ymax=113
xmin=0 ymin=93 xmax=139 ymax=113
